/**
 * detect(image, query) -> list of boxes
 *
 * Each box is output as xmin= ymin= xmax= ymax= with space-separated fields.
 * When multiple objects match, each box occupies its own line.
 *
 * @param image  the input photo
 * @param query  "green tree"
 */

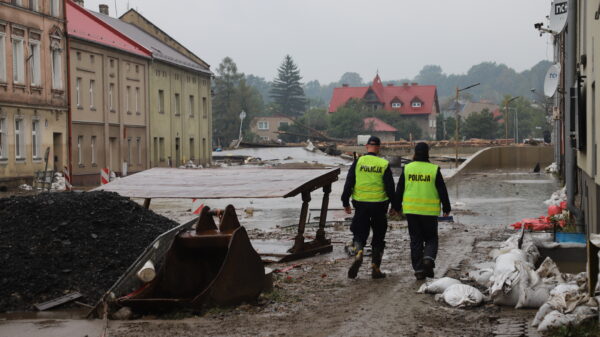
xmin=462 ymin=108 xmax=498 ymax=139
xmin=270 ymin=55 xmax=306 ymax=117
xmin=328 ymin=107 xmax=363 ymax=138
xmin=396 ymin=119 xmax=423 ymax=140
xmin=213 ymin=57 xmax=264 ymax=146
xmin=339 ymin=72 xmax=364 ymax=86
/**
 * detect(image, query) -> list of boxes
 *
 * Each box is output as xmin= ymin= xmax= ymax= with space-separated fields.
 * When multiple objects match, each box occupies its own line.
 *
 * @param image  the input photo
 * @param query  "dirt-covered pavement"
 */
xmin=106 ymin=221 xmax=539 ymax=337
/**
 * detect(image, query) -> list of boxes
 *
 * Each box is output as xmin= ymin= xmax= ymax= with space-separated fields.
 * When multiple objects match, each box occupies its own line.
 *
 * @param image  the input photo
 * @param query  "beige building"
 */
xmin=94 ymin=9 xmax=212 ymax=168
xmin=250 ymin=115 xmax=293 ymax=141
xmin=0 ymin=0 xmax=68 ymax=187
xmin=67 ymin=1 xmax=151 ymax=185
xmin=576 ymin=1 xmax=600 ymax=235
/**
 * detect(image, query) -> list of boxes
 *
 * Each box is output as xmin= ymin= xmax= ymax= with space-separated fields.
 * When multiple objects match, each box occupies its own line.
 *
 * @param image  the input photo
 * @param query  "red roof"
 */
xmin=66 ymin=1 xmax=151 ymax=58
xmin=363 ymin=117 xmax=397 ymax=132
xmin=329 ymin=74 xmax=439 ymax=115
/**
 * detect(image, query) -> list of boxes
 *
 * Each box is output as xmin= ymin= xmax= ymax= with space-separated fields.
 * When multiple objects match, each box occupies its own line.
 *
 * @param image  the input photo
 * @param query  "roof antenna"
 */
xmin=114 ymin=0 xmax=118 ymax=16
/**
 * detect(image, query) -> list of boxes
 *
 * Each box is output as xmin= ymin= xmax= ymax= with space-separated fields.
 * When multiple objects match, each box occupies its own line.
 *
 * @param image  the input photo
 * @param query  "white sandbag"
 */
xmin=417 ymin=277 xmax=462 ymax=294
xmin=536 ymin=257 xmax=566 ymax=283
xmin=517 ymin=284 xmax=551 ymax=309
xmin=468 ymin=268 xmax=494 ymax=288
xmin=441 ymin=284 xmax=484 ymax=308
xmin=494 ymin=249 xmax=530 ymax=275
xmin=537 ymin=310 xmax=573 ymax=332
xmin=532 ymin=302 xmax=554 ymax=327
xmin=493 ymin=285 xmax=520 ymax=307
xmin=571 ymin=305 xmax=598 ymax=325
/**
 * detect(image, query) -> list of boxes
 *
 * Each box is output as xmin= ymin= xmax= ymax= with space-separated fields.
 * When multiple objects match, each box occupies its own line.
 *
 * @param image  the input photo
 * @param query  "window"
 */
xmin=174 ymin=93 xmax=180 ymax=115
xmin=76 ymin=51 xmax=81 ymax=61
xmin=0 ymin=27 xmax=6 ymax=82
xmin=279 ymin=121 xmax=288 ymax=128
xmin=91 ymin=136 xmax=96 ymax=165
xmin=14 ymin=0 xmax=23 ymax=6
xmin=391 ymin=102 xmax=402 ymax=108
xmin=30 ymin=40 xmax=41 ymax=86
xmin=0 ymin=118 xmax=6 ymax=159
xmin=51 ymin=49 xmax=62 ymax=89
xmin=109 ymin=59 xmax=114 ymax=68
xmin=135 ymin=65 xmax=139 ymax=73
xmin=257 ymin=121 xmax=269 ymax=130
xmin=51 ymin=0 xmax=60 ymax=17
xmin=135 ymin=87 xmax=140 ymax=114
xmin=202 ymin=97 xmax=207 ymax=118
xmin=189 ymin=138 xmax=195 ymax=160
xmin=136 ymin=137 xmax=141 ymax=165
xmin=90 ymin=54 xmax=94 ymax=64
xmin=31 ymin=120 xmax=40 ymax=159
xmin=127 ymin=137 xmax=132 ymax=164
xmin=188 ymin=95 xmax=194 ymax=117
xmin=411 ymin=101 xmax=422 ymax=108
xmin=89 ymin=79 xmax=95 ymax=108
xmin=429 ymin=119 xmax=436 ymax=128
xmin=126 ymin=86 xmax=131 ymax=113
xmin=12 ymin=37 xmax=24 ymax=84
xmin=14 ymin=118 xmax=23 ymax=159
xmin=77 ymin=136 xmax=82 ymax=165
xmin=159 ymin=137 xmax=165 ymax=161
xmin=108 ymin=83 xmax=114 ymax=111
xmin=158 ymin=90 xmax=165 ymax=113
xmin=31 ymin=0 xmax=39 ymax=11
xmin=75 ymin=77 xmax=81 ymax=107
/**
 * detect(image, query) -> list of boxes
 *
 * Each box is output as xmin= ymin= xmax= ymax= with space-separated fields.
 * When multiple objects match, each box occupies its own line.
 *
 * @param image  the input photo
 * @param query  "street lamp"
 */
xmin=454 ymin=83 xmax=480 ymax=167
xmin=504 ymin=96 xmax=519 ymax=143
xmin=238 ymin=110 xmax=246 ymax=145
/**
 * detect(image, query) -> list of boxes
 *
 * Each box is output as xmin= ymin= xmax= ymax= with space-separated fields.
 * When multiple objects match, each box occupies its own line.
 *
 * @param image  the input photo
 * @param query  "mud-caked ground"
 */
xmin=108 ymin=221 xmax=541 ymax=337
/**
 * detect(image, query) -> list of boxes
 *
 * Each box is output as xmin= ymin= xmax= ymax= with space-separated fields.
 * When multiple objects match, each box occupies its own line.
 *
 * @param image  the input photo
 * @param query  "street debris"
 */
xmin=0 ymin=191 xmax=177 ymax=312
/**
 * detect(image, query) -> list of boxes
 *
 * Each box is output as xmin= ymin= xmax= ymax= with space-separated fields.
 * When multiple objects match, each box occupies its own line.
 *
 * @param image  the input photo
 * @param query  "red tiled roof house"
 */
xmin=329 ymin=74 xmax=440 ymax=139
xmin=363 ymin=117 xmax=397 ymax=143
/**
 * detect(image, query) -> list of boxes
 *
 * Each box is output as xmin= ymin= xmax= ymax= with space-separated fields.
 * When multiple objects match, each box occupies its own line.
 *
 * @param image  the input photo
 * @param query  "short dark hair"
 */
xmin=367 ymin=136 xmax=381 ymax=146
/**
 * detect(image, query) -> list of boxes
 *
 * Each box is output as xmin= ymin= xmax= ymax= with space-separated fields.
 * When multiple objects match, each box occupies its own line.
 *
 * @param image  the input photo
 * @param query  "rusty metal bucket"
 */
xmin=116 ymin=205 xmax=265 ymax=311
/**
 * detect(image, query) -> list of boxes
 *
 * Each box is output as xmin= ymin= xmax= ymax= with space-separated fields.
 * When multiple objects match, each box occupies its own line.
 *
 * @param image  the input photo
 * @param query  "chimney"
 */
xmin=411 ymin=82 xmax=418 ymax=86
xmin=74 ymin=0 xmax=84 ymax=6
xmin=342 ymin=84 xmax=349 ymax=87
xmin=99 ymin=4 xmax=109 ymax=15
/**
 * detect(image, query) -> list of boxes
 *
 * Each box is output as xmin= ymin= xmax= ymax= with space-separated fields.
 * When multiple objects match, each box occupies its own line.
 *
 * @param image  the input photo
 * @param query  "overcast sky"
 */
xmin=81 ymin=0 xmax=553 ymax=84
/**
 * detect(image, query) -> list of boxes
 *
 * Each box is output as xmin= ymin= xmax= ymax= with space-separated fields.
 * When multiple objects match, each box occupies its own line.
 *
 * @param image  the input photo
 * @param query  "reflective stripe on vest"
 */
xmin=352 ymin=155 xmax=389 ymax=202
xmin=402 ymin=161 xmax=441 ymax=216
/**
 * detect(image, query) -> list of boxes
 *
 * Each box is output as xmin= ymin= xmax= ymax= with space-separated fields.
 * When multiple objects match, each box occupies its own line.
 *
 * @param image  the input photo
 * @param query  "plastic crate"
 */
xmin=555 ymin=232 xmax=586 ymax=244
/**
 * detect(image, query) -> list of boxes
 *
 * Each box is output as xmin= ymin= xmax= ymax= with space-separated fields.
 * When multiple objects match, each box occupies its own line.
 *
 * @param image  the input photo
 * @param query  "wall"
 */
xmin=0 ymin=0 xmax=68 ymax=185
xmin=454 ymin=146 xmax=554 ymax=176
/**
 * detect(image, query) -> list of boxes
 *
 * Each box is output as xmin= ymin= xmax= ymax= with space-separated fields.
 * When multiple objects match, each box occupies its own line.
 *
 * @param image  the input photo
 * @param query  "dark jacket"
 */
xmin=341 ymin=153 xmax=395 ymax=207
xmin=393 ymin=156 xmax=451 ymax=214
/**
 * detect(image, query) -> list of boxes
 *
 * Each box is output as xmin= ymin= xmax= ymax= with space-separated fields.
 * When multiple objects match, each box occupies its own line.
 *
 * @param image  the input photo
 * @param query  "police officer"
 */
xmin=342 ymin=136 xmax=395 ymax=279
xmin=393 ymin=142 xmax=451 ymax=280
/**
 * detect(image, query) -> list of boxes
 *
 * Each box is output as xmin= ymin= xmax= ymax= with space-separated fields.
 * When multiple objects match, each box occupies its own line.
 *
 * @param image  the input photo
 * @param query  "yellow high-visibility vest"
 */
xmin=352 ymin=155 xmax=389 ymax=202
xmin=402 ymin=161 xmax=441 ymax=216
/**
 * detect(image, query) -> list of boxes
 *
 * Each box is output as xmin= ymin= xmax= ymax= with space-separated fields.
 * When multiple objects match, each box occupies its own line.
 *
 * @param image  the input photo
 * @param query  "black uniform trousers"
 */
xmin=406 ymin=214 xmax=438 ymax=272
xmin=350 ymin=200 xmax=388 ymax=250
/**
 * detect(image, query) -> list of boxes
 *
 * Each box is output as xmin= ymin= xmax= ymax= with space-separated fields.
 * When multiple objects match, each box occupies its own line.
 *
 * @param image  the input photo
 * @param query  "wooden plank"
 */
xmin=93 ymin=167 xmax=340 ymax=199
xmin=34 ymin=292 xmax=83 ymax=311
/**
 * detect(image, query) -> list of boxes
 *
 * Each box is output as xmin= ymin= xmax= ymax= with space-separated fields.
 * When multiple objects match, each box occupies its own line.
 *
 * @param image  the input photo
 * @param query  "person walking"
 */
xmin=342 ymin=136 xmax=395 ymax=279
xmin=393 ymin=142 xmax=451 ymax=280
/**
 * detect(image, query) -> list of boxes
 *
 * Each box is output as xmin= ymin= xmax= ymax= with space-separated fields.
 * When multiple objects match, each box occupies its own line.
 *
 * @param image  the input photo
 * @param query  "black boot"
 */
xmin=422 ymin=257 xmax=435 ymax=278
xmin=371 ymin=247 xmax=386 ymax=279
xmin=347 ymin=241 xmax=364 ymax=279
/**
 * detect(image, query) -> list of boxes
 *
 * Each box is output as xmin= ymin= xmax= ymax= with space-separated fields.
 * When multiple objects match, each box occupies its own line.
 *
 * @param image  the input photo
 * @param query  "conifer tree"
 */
xmin=270 ymin=55 xmax=306 ymax=116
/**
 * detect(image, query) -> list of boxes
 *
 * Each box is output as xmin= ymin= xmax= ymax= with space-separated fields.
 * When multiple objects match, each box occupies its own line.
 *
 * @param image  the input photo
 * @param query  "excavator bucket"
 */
xmin=116 ymin=205 xmax=265 ymax=312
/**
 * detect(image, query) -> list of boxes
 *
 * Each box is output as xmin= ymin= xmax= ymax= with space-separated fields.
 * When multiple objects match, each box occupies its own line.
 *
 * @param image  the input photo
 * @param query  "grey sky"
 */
xmin=81 ymin=0 xmax=553 ymax=84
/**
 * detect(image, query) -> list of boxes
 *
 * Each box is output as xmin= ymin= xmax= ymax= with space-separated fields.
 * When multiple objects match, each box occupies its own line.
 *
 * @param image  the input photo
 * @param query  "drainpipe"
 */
xmin=64 ymin=0 xmax=73 ymax=187
xmin=564 ymin=0 xmax=584 ymax=231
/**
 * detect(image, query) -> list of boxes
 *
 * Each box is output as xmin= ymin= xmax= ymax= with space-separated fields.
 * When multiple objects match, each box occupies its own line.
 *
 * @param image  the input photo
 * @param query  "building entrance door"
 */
xmin=175 ymin=137 xmax=180 ymax=167
xmin=109 ymin=137 xmax=118 ymax=173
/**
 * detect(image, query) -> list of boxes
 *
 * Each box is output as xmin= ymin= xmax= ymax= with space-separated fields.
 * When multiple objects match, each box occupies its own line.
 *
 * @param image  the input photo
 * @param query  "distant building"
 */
xmin=250 ymin=116 xmax=294 ymax=141
xmin=458 ymin=101 xmax=500 ymax=120
xmin=329 ymin=74 xmax=439 ymax=139
xmin=363 ymin=117 xmax=397 ymax=143
xmin=67 ymin=0 xmax=151 ymax=184
xmin=0 ymin=0 xmax=68 ymax=186
xmin=93 ymin=9 xmax=212 ymax=168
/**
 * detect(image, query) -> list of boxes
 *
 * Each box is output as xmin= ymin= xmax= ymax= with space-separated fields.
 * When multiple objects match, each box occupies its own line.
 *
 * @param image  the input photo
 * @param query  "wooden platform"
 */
xmin=93 ymin=167 xmax=340 ymax=199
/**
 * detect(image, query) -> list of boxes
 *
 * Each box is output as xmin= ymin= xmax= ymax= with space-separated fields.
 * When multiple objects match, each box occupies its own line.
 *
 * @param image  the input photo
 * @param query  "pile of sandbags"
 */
xmin=417 ymin=277 xmax=484 ymax=308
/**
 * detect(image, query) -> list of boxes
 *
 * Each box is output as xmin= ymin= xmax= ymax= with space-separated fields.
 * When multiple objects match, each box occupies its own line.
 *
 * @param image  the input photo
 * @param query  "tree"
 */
xmin=245 ymin=74 xmax=272 ymax=105
xmin=396 ymin=119 xmax=422 ymax=140
xmin=270 ymin=55 xmax=306 ymax=117
xmin=462 ymin=109 xmax=498 ymax=139
xmin=339 ymin=72 xmax=364 ymax=86
xmin=212 ymin=57 xmax=264 ymax=146
xmin=328 ymin=107 xmax=363 ymax=138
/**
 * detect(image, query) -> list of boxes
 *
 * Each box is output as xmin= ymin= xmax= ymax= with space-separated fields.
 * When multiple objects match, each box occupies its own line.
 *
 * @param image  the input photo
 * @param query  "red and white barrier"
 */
xmin=63 ymin=166 xmax=72 ymax=191
xmin=192 ymin=199 xmax=204 ymax=215
xmin=101 ymin=168 xmax=110 ymax=185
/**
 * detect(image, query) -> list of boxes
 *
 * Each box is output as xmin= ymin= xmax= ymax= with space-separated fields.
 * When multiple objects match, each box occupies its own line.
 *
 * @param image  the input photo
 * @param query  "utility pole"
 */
xmin=454 ymin=83 xmax=480 ymax=167
xmin=504 ymin=96 xmax=520 ymax=143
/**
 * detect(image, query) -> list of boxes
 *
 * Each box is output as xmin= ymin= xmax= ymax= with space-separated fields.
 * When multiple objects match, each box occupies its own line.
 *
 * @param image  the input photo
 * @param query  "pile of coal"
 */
xmin=0 ymin=191 xmax=178 ymax=312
